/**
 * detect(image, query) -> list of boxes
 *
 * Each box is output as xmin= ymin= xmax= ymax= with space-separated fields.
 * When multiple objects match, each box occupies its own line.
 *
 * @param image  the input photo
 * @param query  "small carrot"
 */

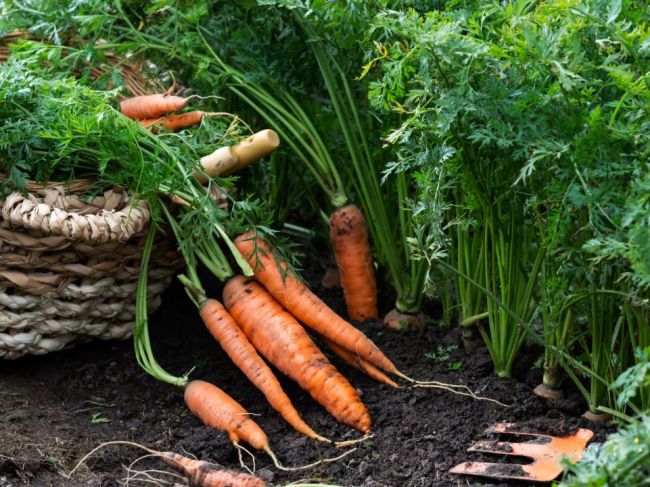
xmin=120 ymin=93 xmax=189 ymax=120
xmin=140 ymin=111 xmax=204 ymax=131
xmin=185 ymin=380 xmax=269 ymax=450
xmin=223 ymin=276 xmax=371 ymax=433
xmin=197 ymin=297 xmax=328 ymax=442
xmin=234 ymin=233 xmax=400 ymax=377
xmin=162 ymin=452 xmax=266 ymax=487
xmin=329 ymin=204 xmax=378 ymax=321
xmin=316 ymin=333 xmax=398 ymax=388
xmin=68 ymin=440 xmax=266 ymax=487
xmin=185 ymin=380 xmax=358 ymax=470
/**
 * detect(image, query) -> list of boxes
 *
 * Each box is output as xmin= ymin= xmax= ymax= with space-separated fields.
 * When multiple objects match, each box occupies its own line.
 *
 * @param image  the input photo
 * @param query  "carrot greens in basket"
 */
xmin=0 ymin=57 xmax=272 ymax=384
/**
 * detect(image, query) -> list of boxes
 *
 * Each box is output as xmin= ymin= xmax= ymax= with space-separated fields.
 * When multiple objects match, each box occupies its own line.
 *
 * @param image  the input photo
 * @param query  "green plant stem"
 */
xmin=133 ymin=225 xmax=188 ymax=387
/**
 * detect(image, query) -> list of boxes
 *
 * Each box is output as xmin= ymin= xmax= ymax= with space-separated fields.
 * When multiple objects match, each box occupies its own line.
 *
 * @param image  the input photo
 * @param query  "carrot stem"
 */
xmin=133 ymin=227 xmax=188 ymax=387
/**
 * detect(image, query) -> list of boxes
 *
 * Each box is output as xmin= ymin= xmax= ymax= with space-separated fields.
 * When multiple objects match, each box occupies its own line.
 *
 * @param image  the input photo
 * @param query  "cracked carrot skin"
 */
xmin=120 ymin=94 xmax=189 ymax=120
xmin=234 ymin=232 xmax=399 ymax=376
xmin=198 ymin=298 xmax=326 ymax=442
xmin=184 ymin=380 xmax=268 ymax=450
xmin=223 ymin=276 xmax=371 ymax=433
xmin=329 ymin=204 xmax=378 ymax=321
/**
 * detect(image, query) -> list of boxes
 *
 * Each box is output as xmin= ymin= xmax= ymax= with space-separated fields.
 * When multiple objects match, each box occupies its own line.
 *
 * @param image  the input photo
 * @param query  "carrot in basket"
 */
xmin=329 ymin=204 xmax=378 ymax=321
xmin=120 ymin=93 xmax=189 ymax=120
xmin=234 ymin=233 xmax=399 ymax=377
xmin=140 ymin=111 xmax=205 ymax=131
xmin=316 ymin=333 xmax=398 ymax=389
xmin=184 ymin=380 xmax=356 ymax=471
xmin=197 ymin=297 xmax=329 ymax=442
xmin=223 ymin=276 xmax=371 ymax=433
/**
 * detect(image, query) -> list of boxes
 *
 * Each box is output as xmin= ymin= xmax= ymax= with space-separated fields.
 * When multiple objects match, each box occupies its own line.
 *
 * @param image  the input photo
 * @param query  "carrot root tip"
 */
xmin=411 ymin=381 xmax=510 ymax=407
xmin=335 ymin=433 xmax=374 ymax=448
xmin=264 ymin=445 xmax=358 ymax=472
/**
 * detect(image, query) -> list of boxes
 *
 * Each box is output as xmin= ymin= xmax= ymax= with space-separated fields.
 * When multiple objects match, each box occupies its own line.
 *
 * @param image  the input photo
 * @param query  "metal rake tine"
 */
xmin=467 ymin=440 xmax=539 ymax=459
xmin=486 ymin=423 xmax=553 ymax=440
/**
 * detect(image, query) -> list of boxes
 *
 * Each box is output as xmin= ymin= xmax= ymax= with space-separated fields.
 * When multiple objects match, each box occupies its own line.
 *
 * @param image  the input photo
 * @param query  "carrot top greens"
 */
xmin=0 ymin=54 xmax=277 ymax=384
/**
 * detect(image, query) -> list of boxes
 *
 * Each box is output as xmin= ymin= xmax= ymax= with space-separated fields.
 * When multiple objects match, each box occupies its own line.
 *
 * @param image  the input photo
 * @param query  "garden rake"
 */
xmin=450 ymin=422 xmax=593 ymax=482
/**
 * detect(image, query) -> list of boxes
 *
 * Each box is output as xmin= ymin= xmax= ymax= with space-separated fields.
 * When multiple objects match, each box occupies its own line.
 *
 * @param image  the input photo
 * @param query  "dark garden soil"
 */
xmin=0 ymin=266 xmax=613 ymax=487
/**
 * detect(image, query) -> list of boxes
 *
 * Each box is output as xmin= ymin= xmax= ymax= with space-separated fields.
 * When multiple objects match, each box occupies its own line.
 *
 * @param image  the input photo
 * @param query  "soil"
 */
xmin=0 ymin=267 xmax=613 ymax=487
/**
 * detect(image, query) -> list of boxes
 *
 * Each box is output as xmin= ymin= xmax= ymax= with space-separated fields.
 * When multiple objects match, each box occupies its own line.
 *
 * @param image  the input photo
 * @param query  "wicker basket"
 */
xmin=0 ymin=32 xmax=182 ymax=359
xmin=0 ymin=184 xmax=182 ymax=359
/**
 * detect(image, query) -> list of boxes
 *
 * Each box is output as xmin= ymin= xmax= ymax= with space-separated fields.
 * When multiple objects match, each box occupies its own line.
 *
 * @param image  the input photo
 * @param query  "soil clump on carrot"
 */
xmin=0 ymin=263 xmax=613 ymax=486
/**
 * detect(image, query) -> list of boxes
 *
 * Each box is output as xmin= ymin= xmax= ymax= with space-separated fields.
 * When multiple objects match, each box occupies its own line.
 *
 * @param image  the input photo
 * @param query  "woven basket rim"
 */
xmin=0 ymin=175 xmax=96 ymax=194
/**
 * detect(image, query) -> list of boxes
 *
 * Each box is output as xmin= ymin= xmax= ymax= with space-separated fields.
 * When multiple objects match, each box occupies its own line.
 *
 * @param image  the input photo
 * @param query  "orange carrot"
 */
xmin=198 ymin=298 xmax=327 ymax=442
xmin=68 ymin=440 xmax=267 ymax=486
xmin=185 ymin=380 xmax=269 ymax=450
xmin=234 ymin=233 xmax=399 ymax=377
xmin=316 ymin=333 xmax=398 ymax=388
xmin=140 ymin=111 xmax=204 ymax=131
xmin=329 ymin=204 xmax=378 ymax=321
xmin=120 ymin=94 xmax=189 ymax=120
xmin=184 ymin=380 xmax=359 ymax=470
xmin=162 ymin=452 xmax=266 ymax=487
xmin=223 ymin=276 xmax=371 ymax=433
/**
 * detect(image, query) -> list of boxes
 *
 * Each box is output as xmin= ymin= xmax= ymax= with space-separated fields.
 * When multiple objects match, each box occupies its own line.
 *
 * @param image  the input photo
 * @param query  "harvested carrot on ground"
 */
xmin=329 ymin=204 xmax=378 ymax=321
xmin=185 ymin=380 xmax=269 ymax=450
xmin=184 ymin=380 xmax=356 ymax=470
xmin=120 ymin=93 xmax=189 ymax=120
xmin=223 ymin=276 xmax=371 ymax=433
xmin=68 ymin=440 xmax=266 ymax=487
xmin=234 ymin=232 xmax=398 ymax=376
xmin=316 ymin=333 xmax=398 ymax=389
xmin=162 ymin=452 xmax=267 ymax=487
xmin=233 ymin=234 xmax=509 ymax=406
xmin=140 ymin=111 xmax=205 ymax=131
xmin=178 ymin=278 xmax=328 ymax=443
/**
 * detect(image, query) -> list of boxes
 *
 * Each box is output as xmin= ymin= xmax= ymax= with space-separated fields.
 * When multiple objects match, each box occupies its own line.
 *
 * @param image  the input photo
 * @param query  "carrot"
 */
xmin=184 ymin=380 xmax=358 ymax=470
xmin=68 ymin=440 xmax=266 ymax=487
xmin=234 ymin=232 xmax=399 ymax=376
xmin=316 ymin=333 xmax=398 ymax=388
xmin=226 ymin=129 xmax=280 ymax=176
xmin=195 ymin=130 xmax=280 ymax=182
xmin=120 ymin=93 xmax=189 ymax=120
xmin=329 ymin=204 xmax=378 ymax=321
xmin=223 ymin=276 xmax=371 ymax=433
xmin=185 ymin=380 xmax=269 ymax=450
xmin=140 ymin=111 xmax=204 ymax=131
xmin=195 ymin=146 xmax=238 ymax=183
xmin=162 ymin=452 xmax=266 ymax=487
xmin=198 ymin=298 xmax=328 ymax=442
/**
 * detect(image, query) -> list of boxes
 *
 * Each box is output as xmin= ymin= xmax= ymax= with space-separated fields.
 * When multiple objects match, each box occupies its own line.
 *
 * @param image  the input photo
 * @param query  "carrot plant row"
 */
xmin=362 ymin=0 xmax=650 ymax=421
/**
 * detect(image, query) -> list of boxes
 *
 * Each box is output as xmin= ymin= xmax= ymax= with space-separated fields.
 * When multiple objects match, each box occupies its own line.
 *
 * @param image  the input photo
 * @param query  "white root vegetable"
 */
xmin=195 ymin=129 xmax=280 ymax=182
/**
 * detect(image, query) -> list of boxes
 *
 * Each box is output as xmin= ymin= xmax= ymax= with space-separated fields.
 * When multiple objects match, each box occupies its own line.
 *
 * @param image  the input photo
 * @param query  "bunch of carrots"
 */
xmin=117 ymin=93 xmax=498 ymax=479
